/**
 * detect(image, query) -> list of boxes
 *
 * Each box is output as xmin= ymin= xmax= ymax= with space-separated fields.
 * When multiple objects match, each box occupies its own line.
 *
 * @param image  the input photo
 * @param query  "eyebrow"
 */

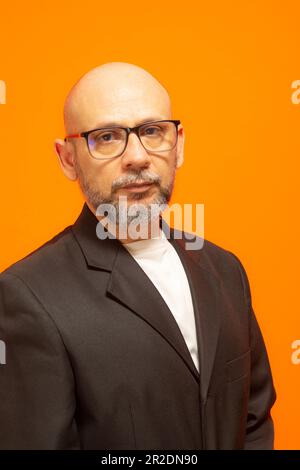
xmin=92 ymin=117 xmax=165 ymax=129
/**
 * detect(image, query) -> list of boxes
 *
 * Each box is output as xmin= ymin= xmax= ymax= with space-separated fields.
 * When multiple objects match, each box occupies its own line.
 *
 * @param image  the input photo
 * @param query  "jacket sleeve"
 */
xmin=0 ymin=271 xmax=80 ymax=449
xmin=229 ymin=251 xmax=277 ymax=450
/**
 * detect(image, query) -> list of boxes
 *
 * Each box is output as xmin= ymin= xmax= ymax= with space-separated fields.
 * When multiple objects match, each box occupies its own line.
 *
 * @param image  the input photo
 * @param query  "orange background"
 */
xmin=0 ymin=0 xmax=299 ymax=449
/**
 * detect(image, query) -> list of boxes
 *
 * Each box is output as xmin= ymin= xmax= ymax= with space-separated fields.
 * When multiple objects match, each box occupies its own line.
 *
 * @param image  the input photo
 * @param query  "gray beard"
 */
xmin=74 ymin=160 xmax=175 ymax=226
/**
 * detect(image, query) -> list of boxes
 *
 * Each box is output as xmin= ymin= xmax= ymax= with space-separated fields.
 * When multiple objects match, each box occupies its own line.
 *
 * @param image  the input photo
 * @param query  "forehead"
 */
xmin=71 ymin=79 xmax=171 ymax=132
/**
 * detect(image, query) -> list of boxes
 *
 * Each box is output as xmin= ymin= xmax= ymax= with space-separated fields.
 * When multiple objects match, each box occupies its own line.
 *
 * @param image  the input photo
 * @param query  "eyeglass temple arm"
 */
xmin=64 ymin=133 xmax=83 ymax=142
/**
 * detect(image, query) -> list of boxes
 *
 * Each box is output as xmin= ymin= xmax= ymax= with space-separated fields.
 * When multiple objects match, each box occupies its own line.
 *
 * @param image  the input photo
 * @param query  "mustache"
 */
xmin=111 ymin=170 xmax=161 ymax=192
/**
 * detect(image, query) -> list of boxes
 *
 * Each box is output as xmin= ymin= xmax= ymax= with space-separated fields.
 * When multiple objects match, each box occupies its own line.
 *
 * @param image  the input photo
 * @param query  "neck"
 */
xmin=118 ymin=218 xmax=163 ymax=244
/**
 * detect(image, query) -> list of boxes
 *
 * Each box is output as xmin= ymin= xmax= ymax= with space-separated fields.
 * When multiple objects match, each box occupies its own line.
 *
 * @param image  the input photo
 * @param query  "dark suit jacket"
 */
xmin=0 ymin=203 xmax=276 ymax=450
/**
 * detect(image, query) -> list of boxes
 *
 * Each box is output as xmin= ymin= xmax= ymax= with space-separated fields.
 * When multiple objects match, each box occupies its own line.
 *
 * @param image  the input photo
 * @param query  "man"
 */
xmin=0 ymin=62 xmax=276 ymax=450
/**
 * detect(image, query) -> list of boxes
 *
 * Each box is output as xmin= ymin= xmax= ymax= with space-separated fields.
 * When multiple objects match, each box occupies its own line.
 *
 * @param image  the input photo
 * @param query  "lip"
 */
xmin=121 ymin=182 xmax=154 ymax=193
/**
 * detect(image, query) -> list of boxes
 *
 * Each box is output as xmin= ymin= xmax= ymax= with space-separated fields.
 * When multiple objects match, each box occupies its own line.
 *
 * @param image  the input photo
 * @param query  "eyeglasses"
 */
xmin=64 ymin=119 xmax=181 ymax=160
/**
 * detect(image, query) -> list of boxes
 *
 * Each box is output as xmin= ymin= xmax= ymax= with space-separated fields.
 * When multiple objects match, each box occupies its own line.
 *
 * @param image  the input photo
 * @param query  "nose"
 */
xmin=121 ymin=131 xmax=151 ymax=170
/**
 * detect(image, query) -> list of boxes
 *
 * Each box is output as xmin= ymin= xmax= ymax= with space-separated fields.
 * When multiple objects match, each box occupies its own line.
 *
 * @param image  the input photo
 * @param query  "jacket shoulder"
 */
xmin=174 ymin=227 xmax=245 ymax=280
xmin=0 ymin=225 xmax=76 ymax=281
xmin=199 ymin=237 xmax=243 ymax=275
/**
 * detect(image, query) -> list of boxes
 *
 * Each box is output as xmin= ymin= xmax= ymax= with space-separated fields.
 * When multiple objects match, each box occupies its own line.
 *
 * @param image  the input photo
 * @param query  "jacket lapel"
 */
xmin=167 ymin=230 xmax=222 ymax=400
xmin=107 ymin=243 xmax=200 ymax=382
xmin=72 ymin=203 xmax=221 ymax=397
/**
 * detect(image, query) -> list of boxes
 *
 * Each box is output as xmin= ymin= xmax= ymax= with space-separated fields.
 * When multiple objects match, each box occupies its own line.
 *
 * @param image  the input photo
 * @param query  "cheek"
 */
xmin=80 ymin=161 xmax=114 ymax=193
xmin=155 ymin=153 xmax=177 ymax=181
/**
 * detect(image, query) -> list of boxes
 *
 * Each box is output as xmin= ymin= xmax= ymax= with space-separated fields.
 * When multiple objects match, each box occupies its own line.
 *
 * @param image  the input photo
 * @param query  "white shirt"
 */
xmin=123 ymin=229 xmax=199 ymax=372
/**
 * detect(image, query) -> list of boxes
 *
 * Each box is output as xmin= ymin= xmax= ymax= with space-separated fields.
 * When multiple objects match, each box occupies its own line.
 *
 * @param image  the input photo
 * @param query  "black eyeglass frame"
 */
xmin=64 ymin=119 xmax=181 ymax=160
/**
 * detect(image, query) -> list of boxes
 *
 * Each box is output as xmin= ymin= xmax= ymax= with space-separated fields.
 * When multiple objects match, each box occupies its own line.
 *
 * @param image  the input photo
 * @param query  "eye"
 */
xmin=92 ymin=129 xmax=123 ymax=143
xmin=95 ymin=132 xmax=115 ymax=142
xmin=100 ymin=133 xmax=114 ymax=142
xmin=142 ymin=126 xmax=161 ymax=136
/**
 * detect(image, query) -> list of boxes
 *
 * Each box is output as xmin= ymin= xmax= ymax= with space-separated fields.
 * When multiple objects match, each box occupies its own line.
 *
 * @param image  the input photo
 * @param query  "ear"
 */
xmin=175 ymin=124 xmax=185 ymax=168
xmin=54 ymin=138 xmax=78 ymax=181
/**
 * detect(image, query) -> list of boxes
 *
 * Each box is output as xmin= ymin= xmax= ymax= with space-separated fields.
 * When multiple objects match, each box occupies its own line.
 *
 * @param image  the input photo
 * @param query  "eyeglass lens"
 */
xmin=87 ymin=121 xmax=177 ymax=159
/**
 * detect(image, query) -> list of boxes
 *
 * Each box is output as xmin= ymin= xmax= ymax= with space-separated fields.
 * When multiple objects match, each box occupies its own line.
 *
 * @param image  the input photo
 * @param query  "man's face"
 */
xmin=57 ymin=66 xmax=184 ymax=227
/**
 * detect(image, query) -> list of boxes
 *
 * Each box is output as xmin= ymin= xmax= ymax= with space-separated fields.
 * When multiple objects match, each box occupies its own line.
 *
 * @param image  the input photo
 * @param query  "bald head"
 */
xmin=63 ymin=62 xmax=172 ymax=135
